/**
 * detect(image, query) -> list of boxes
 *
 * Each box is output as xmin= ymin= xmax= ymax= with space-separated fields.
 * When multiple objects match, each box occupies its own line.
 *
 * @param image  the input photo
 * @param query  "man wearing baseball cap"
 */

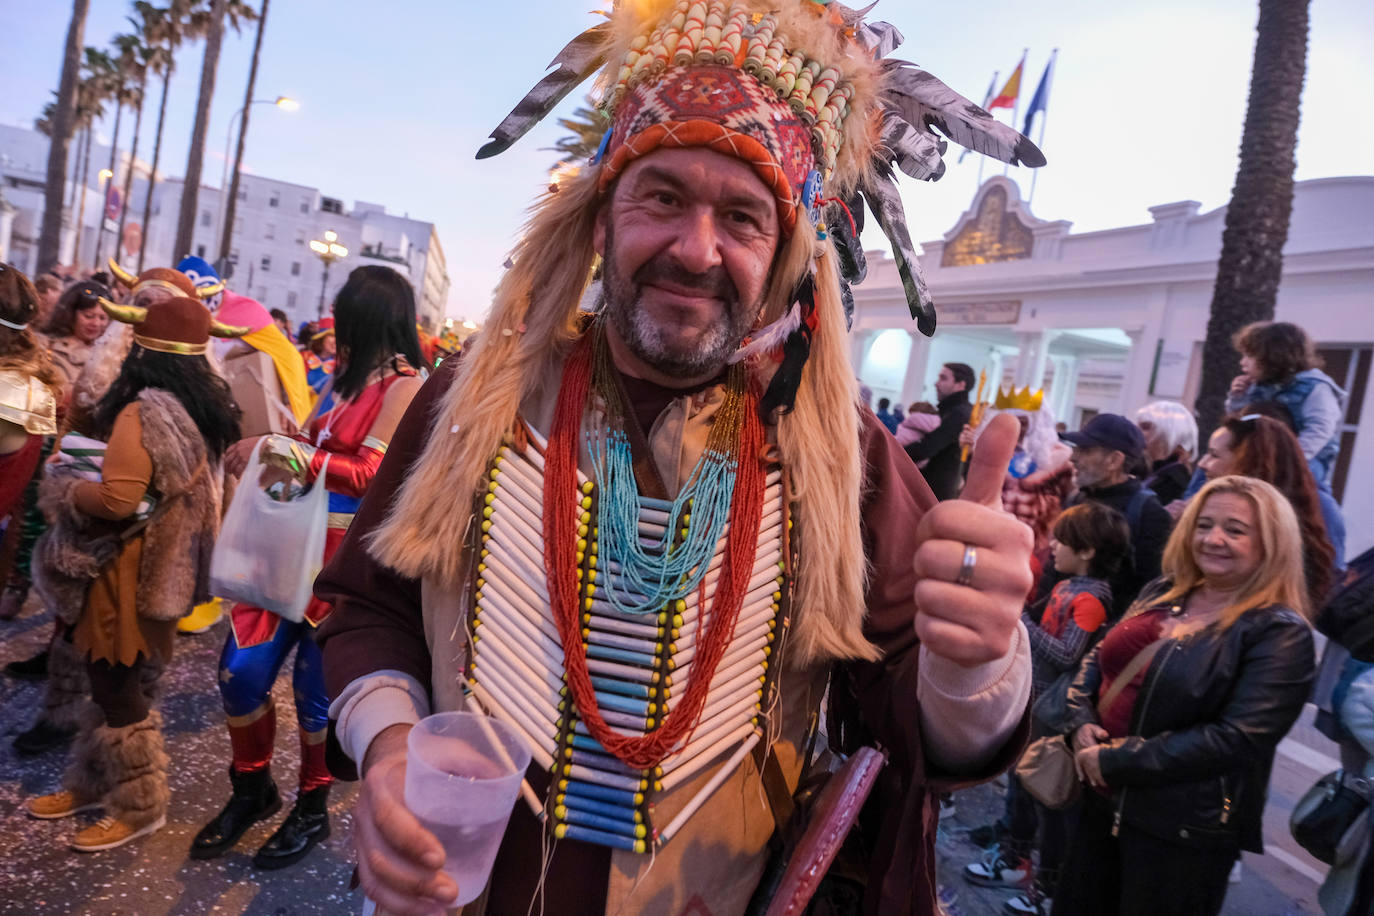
xmin=1060 ymin=413 xmax=1172 ymax=613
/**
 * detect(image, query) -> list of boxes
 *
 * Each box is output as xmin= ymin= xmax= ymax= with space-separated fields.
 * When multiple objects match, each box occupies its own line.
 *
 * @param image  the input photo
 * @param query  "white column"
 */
xmin=1049 ymin=355 xmax=1079 ymax=425
xmin=899 ymin=330 xmax=933 ymax=407
xmin=850 ymin=328 xmax=876 ymax=376
xmin=0 ymin=193 xmax=15 ymax=264
xmin=1013 ymin=331 xmax=1059 ymax=390
xmin=59 ymin=213 xmax=77 ymax=267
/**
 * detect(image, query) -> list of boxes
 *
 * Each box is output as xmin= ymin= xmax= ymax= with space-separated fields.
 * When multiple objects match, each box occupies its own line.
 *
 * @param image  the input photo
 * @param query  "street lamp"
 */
xmin=309 ymin=230 xmax=348 ymax=316
xmin=216 ymin=95 xmax=298 ymax=266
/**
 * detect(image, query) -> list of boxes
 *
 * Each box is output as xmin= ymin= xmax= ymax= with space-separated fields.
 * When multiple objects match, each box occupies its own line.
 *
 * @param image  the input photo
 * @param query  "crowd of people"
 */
xmin=1 ymin=1 xmax=1370 ymax=914
xmin=886 ymin=315 xmax=1367 ymax=916
xmin=0 ymin=254 xmax=427 ymax=864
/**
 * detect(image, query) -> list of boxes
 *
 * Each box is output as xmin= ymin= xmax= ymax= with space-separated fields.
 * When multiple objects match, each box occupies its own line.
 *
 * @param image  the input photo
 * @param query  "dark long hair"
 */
xmin=92 ymin=346 xmax=242 ymax=460
xmin=331 ymin=266 xmax=423 ymax=400
xmin=1223 ymin=414 xmax=1336 ymax=605
xmin=40 ymin=279 xmax=109 ymax=338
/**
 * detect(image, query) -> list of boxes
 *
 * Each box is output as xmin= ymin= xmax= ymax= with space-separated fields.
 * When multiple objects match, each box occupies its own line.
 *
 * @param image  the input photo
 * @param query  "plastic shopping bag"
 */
xmin=209 ymin=440 xmax=330 ymax=622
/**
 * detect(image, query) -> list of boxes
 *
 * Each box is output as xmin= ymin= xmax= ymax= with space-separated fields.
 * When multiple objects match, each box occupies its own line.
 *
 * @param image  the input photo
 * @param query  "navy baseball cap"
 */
xmin=1060 ymin=413 xmax=1146 ymax=461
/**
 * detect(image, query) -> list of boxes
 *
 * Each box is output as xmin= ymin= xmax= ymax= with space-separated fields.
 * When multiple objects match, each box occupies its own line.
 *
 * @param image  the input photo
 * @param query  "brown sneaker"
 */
xmin=27 ymin=791 xmax=102 ymax=820
xmin=71 ymin=814 xmax=166 ymax=852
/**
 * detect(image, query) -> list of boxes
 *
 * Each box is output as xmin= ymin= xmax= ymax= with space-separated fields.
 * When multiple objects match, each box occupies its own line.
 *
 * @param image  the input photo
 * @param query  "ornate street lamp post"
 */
xmin=309 ymin=229 xmax=347 ymax=317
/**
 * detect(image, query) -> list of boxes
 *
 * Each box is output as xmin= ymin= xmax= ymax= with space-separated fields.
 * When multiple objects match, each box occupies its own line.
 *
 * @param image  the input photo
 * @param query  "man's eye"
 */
xmin=726 ymin=210 xmax=759 ymax=227
xmin=652 ymin=191 xmax=677 ymax=206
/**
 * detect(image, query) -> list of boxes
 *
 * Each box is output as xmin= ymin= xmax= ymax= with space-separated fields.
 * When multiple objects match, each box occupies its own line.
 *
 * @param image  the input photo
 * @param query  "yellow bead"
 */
xmin=634 ymin=839 xmax=647 ymax=853
xmin=555 ymin=824 xmax=569 ymax=839
xmin=577 ymin=538 xmax=587 ymax=552
xmin=581 ymin=480 xmax=594 ymax=495
xmin=635 ymin=824 xmax=647 ymax=838
xmin=580 ymin=496 xmax=592 ymax=510
xmin=578 ymin=524 xmax=589 ymax=537
xmin=481 ymin=520 xmax=492 ymax=531
xmin=484 ymin=492 xmax=494 ymax=505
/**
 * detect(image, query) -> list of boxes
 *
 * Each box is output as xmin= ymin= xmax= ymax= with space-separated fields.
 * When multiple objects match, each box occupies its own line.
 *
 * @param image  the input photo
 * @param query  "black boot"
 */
xmin=13 ymin=718 xmax=76 ymax=755
xmin=190 ymin=766 xmax=281 ymax=860
xmin=5 ymin=649 xmax=50 ymax=680
xmin=252 ymin=785 xmax=331 ymax=870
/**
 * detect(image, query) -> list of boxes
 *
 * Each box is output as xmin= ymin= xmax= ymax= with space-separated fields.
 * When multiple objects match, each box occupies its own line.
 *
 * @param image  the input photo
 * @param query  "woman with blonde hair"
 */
xmin=1053 ymin=475 xmax=1316 ymax=916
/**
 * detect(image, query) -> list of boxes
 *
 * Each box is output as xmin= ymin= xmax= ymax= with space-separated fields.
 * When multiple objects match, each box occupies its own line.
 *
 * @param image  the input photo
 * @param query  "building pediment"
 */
xmin=934 ymin=177 xmax=1070 ymax=267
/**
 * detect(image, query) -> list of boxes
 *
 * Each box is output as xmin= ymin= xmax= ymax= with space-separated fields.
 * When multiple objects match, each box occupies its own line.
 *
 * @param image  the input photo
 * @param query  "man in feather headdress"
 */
xmin=316 ymin=3 xmax=1045 ymax=913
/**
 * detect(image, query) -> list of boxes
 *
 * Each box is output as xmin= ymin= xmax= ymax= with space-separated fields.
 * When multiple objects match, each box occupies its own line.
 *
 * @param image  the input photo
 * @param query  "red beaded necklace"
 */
xmin=543 ymin=332 xmax=767 ymax=769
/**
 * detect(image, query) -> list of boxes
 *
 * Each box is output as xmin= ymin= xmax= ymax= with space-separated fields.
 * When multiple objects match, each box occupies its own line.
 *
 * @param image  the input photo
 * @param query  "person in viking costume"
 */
xmin=25 ymin=295 xmax=243 ymax=852
xmin=191 ymin=265 xmax=424 ymax=870
xmin=318 ymin=3 xmax=1045 ymax=913
xmin=0 ymin=263 xmax=60 ymax=522
xmin=10 ymin=262 xmax=223 ymax=754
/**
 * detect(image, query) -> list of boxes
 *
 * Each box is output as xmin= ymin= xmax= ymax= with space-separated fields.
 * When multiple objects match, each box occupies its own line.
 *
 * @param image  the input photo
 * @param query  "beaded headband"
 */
xmin=478 ymin=0 xmax=1046 ymax=336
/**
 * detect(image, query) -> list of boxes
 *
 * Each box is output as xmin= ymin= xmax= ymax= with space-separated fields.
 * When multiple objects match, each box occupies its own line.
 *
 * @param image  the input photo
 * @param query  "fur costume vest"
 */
xmin=32 ymin=388 xmax=223 ymax=624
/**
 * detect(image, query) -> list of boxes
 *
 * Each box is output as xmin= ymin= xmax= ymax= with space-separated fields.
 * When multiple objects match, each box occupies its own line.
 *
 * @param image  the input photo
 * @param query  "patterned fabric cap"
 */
xmin=598 ymin=66 xmax=813 ymax=235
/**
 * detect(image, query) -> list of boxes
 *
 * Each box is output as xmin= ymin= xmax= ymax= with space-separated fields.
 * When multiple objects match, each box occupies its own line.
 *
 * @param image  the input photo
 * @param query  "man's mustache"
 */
xmin=633 ymin=257 xmax=736 ymax=302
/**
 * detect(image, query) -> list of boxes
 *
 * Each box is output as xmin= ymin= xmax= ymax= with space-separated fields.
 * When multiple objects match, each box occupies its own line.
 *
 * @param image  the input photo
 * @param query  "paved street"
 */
xmin=0 ymin=597 xmax=362 ymax=916
xmin=1 ymin=591 xmax=1340 ymax=915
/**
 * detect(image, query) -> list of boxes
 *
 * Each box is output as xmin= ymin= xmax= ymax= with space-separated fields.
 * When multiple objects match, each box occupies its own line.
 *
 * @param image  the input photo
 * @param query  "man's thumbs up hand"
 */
xmin=911 ymin=413 xmax=1034 ymax=667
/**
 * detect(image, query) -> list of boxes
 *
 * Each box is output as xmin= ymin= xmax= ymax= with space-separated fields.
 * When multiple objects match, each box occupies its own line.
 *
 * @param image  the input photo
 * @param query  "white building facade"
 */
xmin=0 ymin=125 xmax=451 ymax=332
xmin=852 ymin=175 xmax=1374 ymax=559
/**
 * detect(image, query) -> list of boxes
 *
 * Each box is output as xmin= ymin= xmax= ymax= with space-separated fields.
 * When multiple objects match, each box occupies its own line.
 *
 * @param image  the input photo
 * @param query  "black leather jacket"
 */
xmin=1063 ymin=593 xmax=1315 ymax=851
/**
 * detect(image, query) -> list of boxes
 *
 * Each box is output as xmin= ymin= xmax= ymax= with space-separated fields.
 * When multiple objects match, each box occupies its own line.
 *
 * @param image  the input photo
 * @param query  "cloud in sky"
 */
xmin=3 ymin=1 xmax=1370 ymax=320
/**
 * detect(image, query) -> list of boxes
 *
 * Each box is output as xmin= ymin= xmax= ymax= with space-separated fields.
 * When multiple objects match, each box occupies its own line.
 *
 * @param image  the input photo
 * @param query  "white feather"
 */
xmin=729 ymin=303 xmax=801 ymax=364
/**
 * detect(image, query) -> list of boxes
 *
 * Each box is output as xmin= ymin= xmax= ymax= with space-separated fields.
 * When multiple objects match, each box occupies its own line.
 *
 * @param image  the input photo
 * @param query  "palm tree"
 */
xmin=92 ymin=35 xmax=147 ymax=267
xmin=1195 ymin=0 xmax=1311 ymax=437
xmin=218 ymin=0 xmax=270 ymax=264
xmin=36 ymin=0 xmax=91 ymax=272
xmin=136 ymin=0 xmax=192 ymax=271
xmin=73 ymin=48 xmax=116 ymax=267
xmin=115 ymin=27 xmax=154 ymax=263
xmin=172 ymin=0 xmax=257 ymax=262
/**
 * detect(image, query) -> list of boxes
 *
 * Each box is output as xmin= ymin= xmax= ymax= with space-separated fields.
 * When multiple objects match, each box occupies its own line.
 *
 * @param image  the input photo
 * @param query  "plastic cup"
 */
xmin=404 ymin=711 xmax=532 ymax=906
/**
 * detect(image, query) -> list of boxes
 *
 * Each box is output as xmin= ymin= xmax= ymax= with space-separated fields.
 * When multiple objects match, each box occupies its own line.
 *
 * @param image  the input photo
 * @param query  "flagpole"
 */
xmin=1028 ymin=49 xmax=1058 ymax=209
xmin=1003 ymin=48 xmax=1028 ymax=180
xmin=974 ymin=70 xmax=998 ymax=190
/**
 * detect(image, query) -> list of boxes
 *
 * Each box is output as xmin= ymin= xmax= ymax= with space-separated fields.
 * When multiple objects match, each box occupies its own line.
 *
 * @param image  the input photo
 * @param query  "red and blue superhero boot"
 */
xmin=191 ymin=371 xmax=414 ymax=867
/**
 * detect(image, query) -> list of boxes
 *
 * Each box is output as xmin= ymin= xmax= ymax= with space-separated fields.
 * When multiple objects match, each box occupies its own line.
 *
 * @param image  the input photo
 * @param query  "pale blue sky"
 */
xmin=4 ymin=1 xmax=1371 ymax=319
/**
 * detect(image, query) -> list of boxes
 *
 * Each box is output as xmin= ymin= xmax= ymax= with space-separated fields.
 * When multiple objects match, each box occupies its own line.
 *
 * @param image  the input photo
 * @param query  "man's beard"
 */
xmin=600 ymin=223 xmax=764 ymax=379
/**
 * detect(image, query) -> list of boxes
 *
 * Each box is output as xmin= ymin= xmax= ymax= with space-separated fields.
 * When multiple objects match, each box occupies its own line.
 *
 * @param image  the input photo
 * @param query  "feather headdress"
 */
xmin=371 ymin=0 xmax=1044 ymax=665
xmin=480 ymin=0 xmax=1045 ymax=333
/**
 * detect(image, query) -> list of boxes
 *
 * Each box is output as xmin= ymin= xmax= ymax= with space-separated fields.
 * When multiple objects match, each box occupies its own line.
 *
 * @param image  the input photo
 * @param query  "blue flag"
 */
xmin=1022 ymin=53 xmax=1056 ymax=137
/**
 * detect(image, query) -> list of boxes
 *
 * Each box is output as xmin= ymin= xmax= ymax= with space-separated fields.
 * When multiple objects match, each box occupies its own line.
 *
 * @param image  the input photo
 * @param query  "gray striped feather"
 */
xmin=860 ymin=163 xmax=935 ymax=335
xmin=880 ymin=107 xmax=946 ymax=182
xmin=856 ymin=20 xmax=903 ymax=59
xmin=881 ymin=59 xmax=1047 ymax=168
xmin=477 ymin=23 xmax=610 ymax=160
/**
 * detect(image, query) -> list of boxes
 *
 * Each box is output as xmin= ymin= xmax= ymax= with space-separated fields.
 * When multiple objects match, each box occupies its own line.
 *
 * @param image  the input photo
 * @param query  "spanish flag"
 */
xmin=988 ymin=56 xmax=1025 ymax=110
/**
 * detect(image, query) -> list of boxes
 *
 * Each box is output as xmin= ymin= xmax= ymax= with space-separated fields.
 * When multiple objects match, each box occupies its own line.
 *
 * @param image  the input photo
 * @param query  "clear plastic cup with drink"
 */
xmin=404 ymin=711 xmax=533 ymax=907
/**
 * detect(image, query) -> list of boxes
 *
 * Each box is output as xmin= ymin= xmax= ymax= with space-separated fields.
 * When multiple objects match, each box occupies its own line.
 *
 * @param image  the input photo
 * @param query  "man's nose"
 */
xmin=670 ymin=208 xmax=724 ymax=275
